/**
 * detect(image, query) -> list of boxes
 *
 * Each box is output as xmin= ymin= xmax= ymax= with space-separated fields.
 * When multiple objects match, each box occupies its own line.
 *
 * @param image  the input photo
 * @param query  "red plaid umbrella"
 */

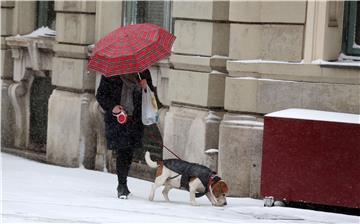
xmin=88 ymin=23 xmax=176 ymax=76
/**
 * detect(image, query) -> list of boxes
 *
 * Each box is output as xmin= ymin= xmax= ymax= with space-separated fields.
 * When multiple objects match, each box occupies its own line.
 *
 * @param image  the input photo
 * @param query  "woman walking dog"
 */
xmin=89 ymin=23 xmax=176 ymax=199
xmin=96 ymin=69 xmax=154 ymax=199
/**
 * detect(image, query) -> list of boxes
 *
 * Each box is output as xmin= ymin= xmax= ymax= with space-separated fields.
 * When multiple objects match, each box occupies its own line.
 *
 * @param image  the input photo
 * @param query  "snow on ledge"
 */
xmin=266 ymin=108 xmax=360 ymax=125
xmin=232 ymin=59 xmax=303 ymax=64
xmin=312 ymin=59 xmax=360 ymax=67
xmin=22 ymin=26 xmax=56 ymax=38
xmin=338 ymin=53 xmax=360 ymax=61
xmin=205 ymin=149 xmax=219 ymax=154
xmin=230 ymin=58 xmax=360 ymax=67
xmin=231 ymin=76 xmax=297 ymax=83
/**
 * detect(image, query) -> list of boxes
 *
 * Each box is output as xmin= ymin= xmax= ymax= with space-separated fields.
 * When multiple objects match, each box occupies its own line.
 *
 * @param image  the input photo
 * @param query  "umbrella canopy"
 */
xmin=88 ymin=23 xmax=176 ymax=76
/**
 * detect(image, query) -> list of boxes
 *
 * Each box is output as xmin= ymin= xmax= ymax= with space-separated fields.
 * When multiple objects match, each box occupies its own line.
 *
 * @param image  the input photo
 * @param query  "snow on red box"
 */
xmin=261 ymin=108 xmax=360 ymax=209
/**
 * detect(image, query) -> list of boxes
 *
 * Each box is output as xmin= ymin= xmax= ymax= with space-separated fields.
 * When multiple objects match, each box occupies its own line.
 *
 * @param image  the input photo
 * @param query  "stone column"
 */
xmin=90 ymin=1 xmax=124 ymax=171
xmin=218 ymin=114 xmax=263 ymax=198
xmin=1 ymin=1 xmax=15 ymax=148
xmin=165 ymin=1 xmax=229 ymax=167
xmin=1 ymin=1 xmax=36 ymax=148
xmin=5 ymin=36 xmax=55 ymax=152
xmin=218 ymin=1 xmax=307 ymax=198
xmin=47 ymin=1 xmax=96 ymax=168
xmin=163 ymin=105 xmax=223 ymax=164
xmin=303 ymin=1 xmax=345 ymax=62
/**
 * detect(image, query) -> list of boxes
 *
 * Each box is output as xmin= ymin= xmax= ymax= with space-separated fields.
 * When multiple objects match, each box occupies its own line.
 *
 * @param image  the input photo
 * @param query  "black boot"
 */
xmin=116 ymin=149 xmax=133 ymax=199
xmin=117 ymin=183 xmax=131 ymax=199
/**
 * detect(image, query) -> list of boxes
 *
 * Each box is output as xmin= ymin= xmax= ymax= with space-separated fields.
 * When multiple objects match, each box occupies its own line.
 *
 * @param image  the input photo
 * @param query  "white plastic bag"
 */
xmin=142 ymin=86 xmax=159 ymax=125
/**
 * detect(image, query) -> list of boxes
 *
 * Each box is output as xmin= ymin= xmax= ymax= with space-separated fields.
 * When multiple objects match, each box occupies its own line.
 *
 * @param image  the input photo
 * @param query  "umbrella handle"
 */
xmin=138 ymin=73 xmax=148 ymax=93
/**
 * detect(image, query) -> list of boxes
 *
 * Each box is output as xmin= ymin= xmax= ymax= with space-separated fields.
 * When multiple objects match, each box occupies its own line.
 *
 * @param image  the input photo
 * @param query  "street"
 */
xmin=1 ymin=153 xmax=359 ymax=223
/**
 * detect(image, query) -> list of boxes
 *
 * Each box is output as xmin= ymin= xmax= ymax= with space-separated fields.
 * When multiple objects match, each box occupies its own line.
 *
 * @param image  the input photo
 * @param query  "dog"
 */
xmin=145 ymin=151 xmax=229 ymax=206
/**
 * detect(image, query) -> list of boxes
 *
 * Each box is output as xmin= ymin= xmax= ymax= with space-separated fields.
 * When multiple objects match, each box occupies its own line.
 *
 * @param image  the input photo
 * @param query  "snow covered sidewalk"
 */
xmin=1 ymin=153 xmax=359 ymax=223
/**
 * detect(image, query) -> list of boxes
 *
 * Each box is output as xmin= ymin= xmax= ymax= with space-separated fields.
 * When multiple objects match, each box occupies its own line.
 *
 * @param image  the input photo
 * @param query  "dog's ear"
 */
xmin=221 ymin=181 xmax=229 ymax=194
xmin=212 ymin=181 xmax=229 ymax=197
xmin=212 ymin=182 xmax=222 ymax=198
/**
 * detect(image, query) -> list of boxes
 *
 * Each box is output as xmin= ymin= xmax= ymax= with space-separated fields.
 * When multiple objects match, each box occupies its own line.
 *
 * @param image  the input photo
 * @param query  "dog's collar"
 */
xmin=207 ymin=174 xmax=221 ymax=192
xmin=208 ymin=174 xmax=221 ymax=186
xmin=195 ymin=173 xmax=220 ymax=198
xmin=208 ymin=174 xmax=224 ymax=204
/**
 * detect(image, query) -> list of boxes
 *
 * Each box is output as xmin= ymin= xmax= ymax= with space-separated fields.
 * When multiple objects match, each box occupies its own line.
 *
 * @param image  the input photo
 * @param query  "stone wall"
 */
xmin=218 ymin=114 xmax=263 ymax=198
xmin=1 ymin=1 xmax=36 ymax=149
xmin=225 ymin=63 xmax=360 ymax=114
xmin=228 ymin=1 xmax=306 ymax=62
xmin=46 ymin=1 xmax=97 ymax=169
xmin=167 ymin=1 xmax=229 ymax=172
xmin=1 ymin=1 xmax=15 ymax=148
xmin=168 ymin=0 xmax=359 ymax=199
xmin=222 ymin=1 xmax=306 ymax=198
xmin=221 ymin=0 xmax=359 ymax=199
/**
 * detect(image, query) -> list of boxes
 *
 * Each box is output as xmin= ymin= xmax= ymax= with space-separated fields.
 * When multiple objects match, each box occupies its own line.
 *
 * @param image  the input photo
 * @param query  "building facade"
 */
xmin=1 ymin=1 xmax=359 ymax=198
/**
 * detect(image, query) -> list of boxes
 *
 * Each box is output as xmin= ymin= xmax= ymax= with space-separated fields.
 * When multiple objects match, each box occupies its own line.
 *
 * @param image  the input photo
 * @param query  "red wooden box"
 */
xmin=261 ymin=108 xmax=360 ymax=208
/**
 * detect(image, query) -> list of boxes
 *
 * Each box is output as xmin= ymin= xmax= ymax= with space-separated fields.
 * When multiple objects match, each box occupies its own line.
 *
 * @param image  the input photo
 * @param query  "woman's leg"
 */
xmin=116 ymin=148 xmax=134 ymax=198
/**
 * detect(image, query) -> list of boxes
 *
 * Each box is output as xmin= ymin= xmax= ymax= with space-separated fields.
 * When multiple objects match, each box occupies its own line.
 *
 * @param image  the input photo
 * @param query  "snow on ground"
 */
xmin=1 ymin=153 xmax=359 ymax=223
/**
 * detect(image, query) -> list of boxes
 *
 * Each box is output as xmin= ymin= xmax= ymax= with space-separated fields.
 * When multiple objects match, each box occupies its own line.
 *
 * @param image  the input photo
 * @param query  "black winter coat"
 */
xmin=96 ymin=69 xmax=154 ymax=151
xmin=163 ymin=159 xmax=215 ymax=192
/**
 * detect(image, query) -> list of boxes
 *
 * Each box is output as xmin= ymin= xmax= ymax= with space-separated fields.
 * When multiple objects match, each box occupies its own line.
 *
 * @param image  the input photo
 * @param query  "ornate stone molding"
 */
xmin=6 ymin=36 xmax=54 ymax=81
xmin=1 ymin=80 xmax=15 ymax=147
xmin=26 ymin=41 xmax=41 ymax=71
xmin=79 ymin=93 xmax=97 ymax=169
xmin=89 ymin=98 xmax=107 ymax=171
xmin=8 ymin=78 xmax=32 ymax=148
xmin=5 ymin=36 xmax=54 ymax=150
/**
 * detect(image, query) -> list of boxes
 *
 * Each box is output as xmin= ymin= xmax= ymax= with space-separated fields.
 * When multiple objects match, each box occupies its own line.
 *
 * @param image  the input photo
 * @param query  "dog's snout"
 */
xmin=224 ymin=201 xmax=227 ymax=206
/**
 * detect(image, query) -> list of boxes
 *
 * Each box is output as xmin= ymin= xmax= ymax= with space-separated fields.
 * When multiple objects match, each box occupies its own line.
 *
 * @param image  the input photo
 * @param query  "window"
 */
xmin=122 ymin=0 xmax=173 ymax=32
xmin=122 ymin=1 xmax=171 ymax=163
xmin=343 ymin=1 xmax=360 ymax=56
xmin=29 ymin=75 xmax=55 ymax=152
xmin=37 ymin=1 xmax=56 ymax=29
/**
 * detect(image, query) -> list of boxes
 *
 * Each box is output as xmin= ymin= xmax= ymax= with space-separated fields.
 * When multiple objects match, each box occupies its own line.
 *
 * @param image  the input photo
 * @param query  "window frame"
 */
xmin=343 ymin=1 xmax=360 ymax=56
xmin=36 ymin=1 xmax=56 ymax=29
xmin=122 ymin=0 xmax=173 ymax=32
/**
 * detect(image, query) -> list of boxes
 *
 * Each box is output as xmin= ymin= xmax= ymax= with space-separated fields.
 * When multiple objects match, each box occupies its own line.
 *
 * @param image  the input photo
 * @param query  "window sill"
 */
xmin=312 ymin=58 xmax=360 ymax=70
xmin=6 ymin=35 xmax=55 ymax=51
xmin=227 ymin=59 xmax=360 ymax=85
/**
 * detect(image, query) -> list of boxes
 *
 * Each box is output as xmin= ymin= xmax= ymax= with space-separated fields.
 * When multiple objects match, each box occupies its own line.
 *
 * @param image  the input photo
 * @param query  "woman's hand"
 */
xmin=112 ymin=105 xmax=124 ymax=115
xmin=139 ymin=79 xmax=147 ymax=90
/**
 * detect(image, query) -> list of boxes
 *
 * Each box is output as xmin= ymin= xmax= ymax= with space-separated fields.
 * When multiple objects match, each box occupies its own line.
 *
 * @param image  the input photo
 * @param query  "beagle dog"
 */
xmin=145 ymin=151 xmax=229 ymax=206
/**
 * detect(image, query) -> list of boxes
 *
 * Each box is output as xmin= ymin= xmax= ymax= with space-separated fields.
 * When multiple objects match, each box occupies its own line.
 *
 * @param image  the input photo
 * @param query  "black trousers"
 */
xmin=116 ymin=148 xmax=134 ymax=185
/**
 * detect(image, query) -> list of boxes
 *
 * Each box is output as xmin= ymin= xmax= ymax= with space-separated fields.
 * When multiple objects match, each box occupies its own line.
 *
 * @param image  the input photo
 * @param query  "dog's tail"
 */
xmin=145 ymin=151 xmax=158 ymax=169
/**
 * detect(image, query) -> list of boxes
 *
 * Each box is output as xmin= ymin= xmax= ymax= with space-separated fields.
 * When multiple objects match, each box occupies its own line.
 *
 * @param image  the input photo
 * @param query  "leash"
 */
xmin=138 ymin=75 xmax=179 ymax=159
xmin=146 ymin=131 xmax=182 ymax=160
xmin=147 ymin=129 xmax=224 ymax=199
